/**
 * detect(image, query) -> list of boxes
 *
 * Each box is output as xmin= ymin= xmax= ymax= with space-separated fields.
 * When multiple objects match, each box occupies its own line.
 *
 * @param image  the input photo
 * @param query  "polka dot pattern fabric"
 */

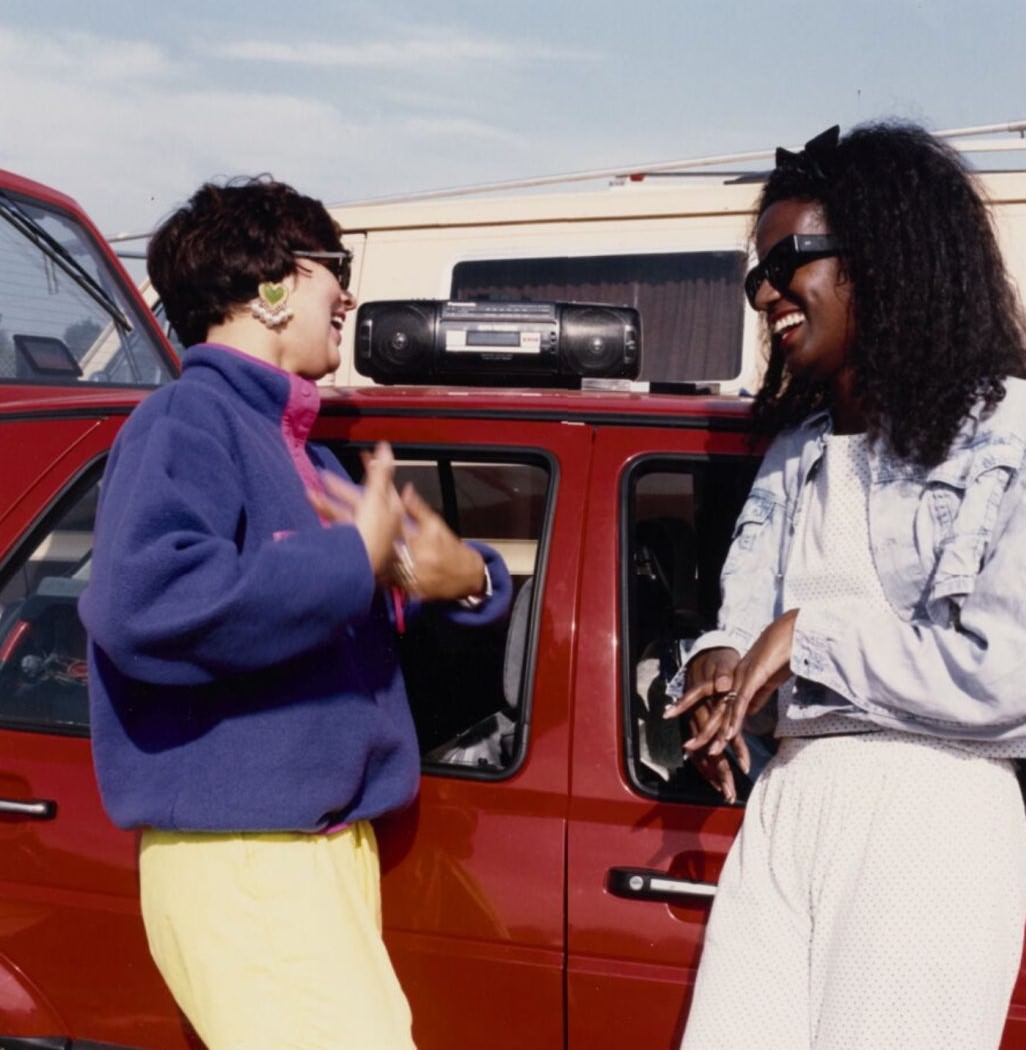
xmin=680 ymin=732 xmax=1026 ymax=1050
xmin=785 ymin=433 xmax=887 ymax=607
xmin=779 ymin=433 xmax=891 ymax=737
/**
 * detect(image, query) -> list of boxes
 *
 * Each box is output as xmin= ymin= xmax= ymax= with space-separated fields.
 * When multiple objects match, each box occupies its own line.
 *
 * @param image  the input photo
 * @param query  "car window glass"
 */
xmin=0 ymin=193 xmax=173 ymax=387
xmin=334 ymin=447 xmax=550 ymax=777
xmin=451 ymin=251 xmax=746 ymax=383
xmin=623 ymin=457 xmax=767 ymax=805
xmin=150 ymin=298 xmax=187 ymax=357
xmin=0 ymin=472 xmax=97 ymax=734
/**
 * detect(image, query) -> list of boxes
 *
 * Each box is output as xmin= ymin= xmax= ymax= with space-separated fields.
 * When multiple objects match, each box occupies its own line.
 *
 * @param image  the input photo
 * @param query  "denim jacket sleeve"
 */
xmin=793 ymin=384 xmax=1026 ymax=740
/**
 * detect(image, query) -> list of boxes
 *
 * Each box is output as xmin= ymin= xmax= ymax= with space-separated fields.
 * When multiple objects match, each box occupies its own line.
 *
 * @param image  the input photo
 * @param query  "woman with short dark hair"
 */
xmin=665 ymin=123 xmax=1026 ymax=1049
xmin=81 ymin=176 xmax=510 ymax=1050
xmin=148 ymin=176 xmax=347 ymax=349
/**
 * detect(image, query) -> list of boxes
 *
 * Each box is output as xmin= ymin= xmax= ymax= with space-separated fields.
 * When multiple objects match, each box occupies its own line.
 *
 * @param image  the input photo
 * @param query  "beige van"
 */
xmin=318 ymin=121 xmax=1026 ymax=393
xmin=127 ymin=121 xmax=1026 ymax=391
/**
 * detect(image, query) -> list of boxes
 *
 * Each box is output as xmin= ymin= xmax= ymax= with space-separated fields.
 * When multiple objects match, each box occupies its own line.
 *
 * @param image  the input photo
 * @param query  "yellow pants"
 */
xmin=139 ymin=821 xmax=415 ymax=1050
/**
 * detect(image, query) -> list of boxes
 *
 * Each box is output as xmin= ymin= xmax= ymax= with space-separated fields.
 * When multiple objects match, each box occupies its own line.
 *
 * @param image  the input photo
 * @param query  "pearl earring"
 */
xmin=250 ymin=281 xmax=293 ymax=328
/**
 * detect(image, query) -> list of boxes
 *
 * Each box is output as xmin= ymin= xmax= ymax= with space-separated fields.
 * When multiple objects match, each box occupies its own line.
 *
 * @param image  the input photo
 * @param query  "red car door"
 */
xmin=566 ymin=421 xmax=1026 ymax=1050
xmin=565 ymin=423 xmax=757 ymax=1049
xmin=314 ymin=403 xmax=591 ymax=1050
xmin=0 ymin=413 xmax=191 ymax=1049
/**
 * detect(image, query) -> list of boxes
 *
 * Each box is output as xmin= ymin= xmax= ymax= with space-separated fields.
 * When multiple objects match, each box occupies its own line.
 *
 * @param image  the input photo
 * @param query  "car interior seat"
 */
xmin=424 ymin=576 xmax=534 ymax=770
xmin=633 ymin=518 xmax=698 ymax=782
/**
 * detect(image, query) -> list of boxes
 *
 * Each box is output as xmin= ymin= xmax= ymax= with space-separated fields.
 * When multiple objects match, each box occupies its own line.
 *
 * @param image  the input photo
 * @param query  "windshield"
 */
xmin=0 ymin=192 xmax=173 ymax=387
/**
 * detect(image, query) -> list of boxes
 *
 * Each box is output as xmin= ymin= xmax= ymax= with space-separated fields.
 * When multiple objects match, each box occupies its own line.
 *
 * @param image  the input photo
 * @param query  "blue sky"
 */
xmin=1 ymin=0 xmax=1024 ymax=236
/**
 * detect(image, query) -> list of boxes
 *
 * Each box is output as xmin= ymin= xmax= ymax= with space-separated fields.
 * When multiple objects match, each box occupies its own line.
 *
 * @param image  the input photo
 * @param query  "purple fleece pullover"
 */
xmin=79 ymin=343 xmax=510 ymax=832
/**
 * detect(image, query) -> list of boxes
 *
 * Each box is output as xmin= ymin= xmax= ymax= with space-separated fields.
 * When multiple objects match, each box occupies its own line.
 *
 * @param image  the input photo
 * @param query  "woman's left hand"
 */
xmin=686 ymin=609 xmax=799 ymax=758
xmin=398 ymin=485 xmax=487 ymax=602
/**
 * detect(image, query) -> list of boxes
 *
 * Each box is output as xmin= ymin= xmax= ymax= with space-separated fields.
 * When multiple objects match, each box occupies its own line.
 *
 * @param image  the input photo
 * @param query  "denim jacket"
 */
xmin=681 ymin=376 xmax=1026 ymax=742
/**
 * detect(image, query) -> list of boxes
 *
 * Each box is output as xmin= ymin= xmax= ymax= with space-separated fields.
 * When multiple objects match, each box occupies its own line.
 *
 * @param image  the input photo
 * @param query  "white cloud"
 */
xmin=0 ymin=26 xmax=171 ymax=82
xmin=0 ymin=26 xmax=362 ymax=234
xmin=0 ymin=21 xmax=534 ymax=237
xmin=0 ymin=21 xmax=662 ymax=238
xmin=209 ymin=29 xmax=598 ymax=70
xmin=402 ymin=116 xmax=523 ymax=144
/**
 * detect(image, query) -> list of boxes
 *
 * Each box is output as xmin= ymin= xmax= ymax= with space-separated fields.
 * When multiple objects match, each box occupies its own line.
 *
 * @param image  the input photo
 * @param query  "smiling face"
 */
xmin=752 ymin=199 xmax=857 ymax=407
xmin=277 ymin=259 xmax=357 ymax=380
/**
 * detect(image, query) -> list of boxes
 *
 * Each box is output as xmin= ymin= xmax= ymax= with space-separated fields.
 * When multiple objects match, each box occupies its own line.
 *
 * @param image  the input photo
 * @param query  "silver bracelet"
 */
xmin=391 ymin=542 xmax=418 ymax=594
xmin=458 ymin=563 xmax=492 ymax=609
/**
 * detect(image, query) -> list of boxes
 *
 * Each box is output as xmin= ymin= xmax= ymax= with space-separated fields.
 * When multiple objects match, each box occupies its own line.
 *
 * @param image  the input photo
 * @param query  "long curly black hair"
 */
xmin=752 ymin=122 xmax=1026 ymax=467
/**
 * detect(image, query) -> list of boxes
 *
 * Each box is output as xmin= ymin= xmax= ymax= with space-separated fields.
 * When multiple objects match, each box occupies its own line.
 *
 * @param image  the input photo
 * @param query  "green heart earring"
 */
xmin=251 ymin=281 xmax=294 ymax=328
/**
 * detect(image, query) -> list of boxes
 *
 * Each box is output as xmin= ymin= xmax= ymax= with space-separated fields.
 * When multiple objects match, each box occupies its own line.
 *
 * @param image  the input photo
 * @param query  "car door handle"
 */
xmin=607 ymin=866 xmax=716 ymax=902
xmin=0 ymin=797 xmax=57 ymax=820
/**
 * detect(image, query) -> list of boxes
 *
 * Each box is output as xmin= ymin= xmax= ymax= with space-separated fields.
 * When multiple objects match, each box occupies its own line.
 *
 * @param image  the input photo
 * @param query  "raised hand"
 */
xmin=307 ymin=443 xmax=404 ymax=579
xmin=398 ymin=484 xmax=486 ymax=602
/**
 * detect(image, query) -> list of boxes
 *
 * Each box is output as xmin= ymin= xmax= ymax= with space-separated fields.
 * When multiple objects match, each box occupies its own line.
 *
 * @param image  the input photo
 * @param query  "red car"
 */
xmin=1 ymin=168 xmax=1024 ymax=1050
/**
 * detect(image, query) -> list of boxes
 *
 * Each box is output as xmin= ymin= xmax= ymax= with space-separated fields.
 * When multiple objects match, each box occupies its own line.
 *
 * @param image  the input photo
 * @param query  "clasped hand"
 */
xmin=307 ymin=442 xmax=486 ymax=602
xmin=660 ymin=610 xmax=798 ymax=802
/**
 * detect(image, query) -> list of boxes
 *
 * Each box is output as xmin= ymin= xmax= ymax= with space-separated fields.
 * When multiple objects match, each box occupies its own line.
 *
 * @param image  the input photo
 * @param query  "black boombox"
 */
xmin=354 ymin=299 xmax=641 ymax=387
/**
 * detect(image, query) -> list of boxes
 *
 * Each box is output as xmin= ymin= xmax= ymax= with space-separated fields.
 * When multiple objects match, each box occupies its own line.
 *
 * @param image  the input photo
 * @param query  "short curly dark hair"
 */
xmin=751 ymin=122 xmax=1026 ymax=467
xmin=147 ymin=176 xmax=343 ymax=348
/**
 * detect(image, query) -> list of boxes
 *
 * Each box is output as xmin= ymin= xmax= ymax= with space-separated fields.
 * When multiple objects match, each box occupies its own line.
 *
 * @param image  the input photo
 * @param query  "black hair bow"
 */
xmin=775 ymin=125 xmax=841 ymax=180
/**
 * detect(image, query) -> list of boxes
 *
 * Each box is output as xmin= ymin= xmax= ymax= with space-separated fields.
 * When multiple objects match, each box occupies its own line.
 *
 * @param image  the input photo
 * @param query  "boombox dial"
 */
xmin=355 ymin=299 xmax=640 ymax=387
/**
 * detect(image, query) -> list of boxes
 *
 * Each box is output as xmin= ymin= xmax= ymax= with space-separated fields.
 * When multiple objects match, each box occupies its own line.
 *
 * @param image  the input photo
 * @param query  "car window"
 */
xmin=0 ymin=469 xmax=98 ymax=734
xmin=333 ymin=446 xmax=551 ymax=777
xmin=451 ymin=251 xmax=746 ymax=384
xmin=622 ymin=456 xmax=768 ymax=805
xmin=150 ymin=297 xmax=187 ymax=357
xmin=0 ymin=192 xmax=173 ymax=387
xmin=0 ymin=447 xmax=550 ymax=759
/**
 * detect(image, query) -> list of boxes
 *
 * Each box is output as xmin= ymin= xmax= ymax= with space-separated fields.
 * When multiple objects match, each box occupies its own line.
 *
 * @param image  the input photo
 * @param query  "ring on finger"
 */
xmin=391 ymin=541 xmax=418 ymax=593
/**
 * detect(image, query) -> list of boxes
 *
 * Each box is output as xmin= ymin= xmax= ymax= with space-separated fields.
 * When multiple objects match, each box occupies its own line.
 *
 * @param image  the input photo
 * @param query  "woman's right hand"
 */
xmin=662 ymin=646 xmax=740 ymax=719
xmin=662 ymin=646 xmax=744 ymax=801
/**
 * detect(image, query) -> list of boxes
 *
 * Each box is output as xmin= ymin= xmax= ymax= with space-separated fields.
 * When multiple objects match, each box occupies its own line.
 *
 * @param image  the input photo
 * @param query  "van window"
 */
xmin=332 ymin=446 xmax=551 ymax=777
xmin=622 ymin=456 xmax=769 ymax=805
xmin=0 ymin=192 xmax=173 ymax=387
xmin=150 ymin=298 xmax=187 ymax=357
xmin=451 ymin=252 xmax=745 ymax=383
xmin=0 ymin=469 xmax=97 ymax=734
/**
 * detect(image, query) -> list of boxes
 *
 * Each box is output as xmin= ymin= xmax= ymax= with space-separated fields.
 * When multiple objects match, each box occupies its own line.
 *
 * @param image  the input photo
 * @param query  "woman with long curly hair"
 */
xmin=664 ymin=123 xmax=1026 ymax=1049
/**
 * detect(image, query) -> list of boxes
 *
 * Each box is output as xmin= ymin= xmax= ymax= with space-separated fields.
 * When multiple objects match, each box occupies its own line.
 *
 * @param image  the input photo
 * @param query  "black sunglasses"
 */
xmin=744 ymin=234 xmax=841 ymax=308
xmin=293 ymin=248 xmax=353 ymax=291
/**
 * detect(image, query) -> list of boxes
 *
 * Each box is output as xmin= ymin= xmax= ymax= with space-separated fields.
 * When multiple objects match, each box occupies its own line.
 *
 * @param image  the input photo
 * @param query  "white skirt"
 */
xmin=681 ymin=731 xmax=1026 ymax=1050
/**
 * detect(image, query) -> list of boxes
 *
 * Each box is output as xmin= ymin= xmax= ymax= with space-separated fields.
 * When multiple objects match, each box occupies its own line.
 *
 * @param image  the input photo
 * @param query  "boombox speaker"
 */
xmin=355 ymin=299 xmax=641 ymax=386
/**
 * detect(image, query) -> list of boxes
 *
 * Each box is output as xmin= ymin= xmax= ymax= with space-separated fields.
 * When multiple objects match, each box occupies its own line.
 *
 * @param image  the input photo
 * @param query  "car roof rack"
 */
xmin=319 ymin=118 xmax=1026 ymax=208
